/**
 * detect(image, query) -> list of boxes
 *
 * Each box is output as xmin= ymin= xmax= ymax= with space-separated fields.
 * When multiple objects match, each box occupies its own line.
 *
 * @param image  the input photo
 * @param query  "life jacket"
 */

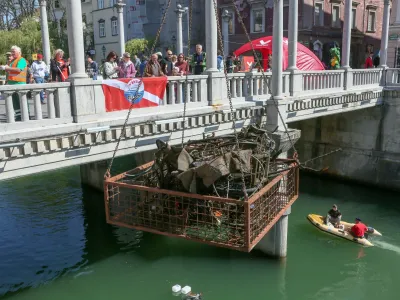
xmin=8 ymin=57 xmax=27 ymax=83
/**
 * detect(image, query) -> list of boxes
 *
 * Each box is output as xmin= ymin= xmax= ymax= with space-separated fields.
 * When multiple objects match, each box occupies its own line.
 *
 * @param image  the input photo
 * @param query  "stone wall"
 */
xmin=291 ymin=91 xmax=400 ymax=190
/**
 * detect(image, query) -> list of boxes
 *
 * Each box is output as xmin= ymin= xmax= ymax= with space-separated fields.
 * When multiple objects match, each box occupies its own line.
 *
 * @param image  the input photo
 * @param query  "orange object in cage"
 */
xmin=104 ymin=160 xmax=299 ymax=252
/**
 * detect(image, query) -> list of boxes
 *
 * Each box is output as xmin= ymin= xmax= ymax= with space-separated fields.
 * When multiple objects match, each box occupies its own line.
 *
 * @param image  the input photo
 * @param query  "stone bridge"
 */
xmin=0 ymin=68 xmax=394 ymax=181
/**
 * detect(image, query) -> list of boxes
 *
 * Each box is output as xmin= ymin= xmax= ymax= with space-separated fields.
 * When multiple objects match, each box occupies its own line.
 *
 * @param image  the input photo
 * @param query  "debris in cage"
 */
xmin=105 ymin=125 xmax=300 ymax=252
xmin=141 ymin=124 xmax=288 ymax=200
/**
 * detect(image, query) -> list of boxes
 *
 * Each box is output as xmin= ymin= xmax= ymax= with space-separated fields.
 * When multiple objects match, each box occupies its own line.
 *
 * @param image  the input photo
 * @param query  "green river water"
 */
xmin=1 ymin=167 xmax=400 ymax=300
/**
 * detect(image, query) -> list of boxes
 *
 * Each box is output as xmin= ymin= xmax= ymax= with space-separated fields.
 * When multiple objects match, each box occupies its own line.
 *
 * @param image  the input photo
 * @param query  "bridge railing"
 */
xmin=0 ymin=82 xmax=72 ymax=130
xmin=163 ymin=75 xmax=208 ymax=106
xmin=300 ymin=70 xmax=344 ymax=93
xmin=384 ymin=68 xmax=400 ymax=86
xmin=352 ymin=68 xmax=382 ymax=87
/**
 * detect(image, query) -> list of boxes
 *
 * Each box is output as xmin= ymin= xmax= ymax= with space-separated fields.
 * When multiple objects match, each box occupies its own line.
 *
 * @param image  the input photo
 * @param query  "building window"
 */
xmin=251 ymin=7 xmax=265 ymax=33
xmin=111 ymin=17 xmax=118 ymax=36
xmin=314 ymin=2 xmax=324 ymax=26
xmin=352 ymin=8 xmax=356 ymax=29
xmin=98 ymin=0 xmax=104 ymax=9
xmin=55 ymin=0 xmax=60 ymax=8
xmin=331 ymin=5 xmax=340 ymax=28
xmin=99 ymin=20 xmax=105 ymax=37
xmin=367 ymin=10 xmax=376 ymax=32
xmin=110 ymin=0 xmax=117 ymax=7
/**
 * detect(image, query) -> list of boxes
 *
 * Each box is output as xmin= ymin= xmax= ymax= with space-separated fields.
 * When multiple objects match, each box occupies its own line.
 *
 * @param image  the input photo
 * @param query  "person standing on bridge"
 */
xmin=0 ymin=45 xmax=28 ymax=121
xmin=190 ymin=44 xmax=206 ymax=75
xmin=103 ymin=51 xmax=119 ymax=79
xmin=50 ymin=49 xmax=70 ymax=82
xmin=30 ymin=54 xmax=49 ymax=104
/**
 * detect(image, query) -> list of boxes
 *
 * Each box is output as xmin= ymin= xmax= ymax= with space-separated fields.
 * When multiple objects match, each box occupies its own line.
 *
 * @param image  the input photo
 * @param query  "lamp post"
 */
xmin=54 ymin=7 xmax=64 ymax=38
xmin=184 ymin=6 xmax=189 ymax=52
xmin=175 ymin=4 xmax=185 ymax=54
xmin=102 ymin=45 xmax=106 ymax=59
xmin=115 ymin=0 xmax=126 ymax=55
xmin=39 ymin=0 xmax=51 ymax=66
xmin=222 ymin=10 xmax=231 ymax=57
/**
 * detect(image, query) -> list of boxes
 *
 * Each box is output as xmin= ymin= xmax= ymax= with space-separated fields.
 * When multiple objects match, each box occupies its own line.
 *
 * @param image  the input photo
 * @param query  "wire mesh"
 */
xmin=104 ymin=160 xmax=299 ymax=252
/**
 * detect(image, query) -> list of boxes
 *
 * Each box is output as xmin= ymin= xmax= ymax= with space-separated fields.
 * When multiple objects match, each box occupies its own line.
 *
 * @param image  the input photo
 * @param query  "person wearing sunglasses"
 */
xmin=103 ymin=51 xmax=120 ymax=79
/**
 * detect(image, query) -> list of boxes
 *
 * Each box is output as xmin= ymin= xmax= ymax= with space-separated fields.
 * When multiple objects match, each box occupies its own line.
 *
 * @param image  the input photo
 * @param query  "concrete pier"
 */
xmin=256 ymin=207 xmax=291 ymax=257
xmin=80 ymin=151 xmax=155 ymax=192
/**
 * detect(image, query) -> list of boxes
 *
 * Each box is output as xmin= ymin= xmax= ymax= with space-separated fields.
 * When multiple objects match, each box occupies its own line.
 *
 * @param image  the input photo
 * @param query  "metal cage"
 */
xmin=104 ymin=160 xmax=299 ymax=252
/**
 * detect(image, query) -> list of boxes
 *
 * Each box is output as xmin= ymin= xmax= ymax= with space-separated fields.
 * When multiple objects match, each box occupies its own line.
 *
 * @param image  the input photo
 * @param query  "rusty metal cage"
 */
xmin=104 ymin=160 xmax=299 ymax=252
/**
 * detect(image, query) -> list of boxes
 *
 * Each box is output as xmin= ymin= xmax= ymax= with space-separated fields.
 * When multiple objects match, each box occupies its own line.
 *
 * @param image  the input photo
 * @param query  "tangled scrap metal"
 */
xmin=140 ymin=125 xmax=292 ymax=200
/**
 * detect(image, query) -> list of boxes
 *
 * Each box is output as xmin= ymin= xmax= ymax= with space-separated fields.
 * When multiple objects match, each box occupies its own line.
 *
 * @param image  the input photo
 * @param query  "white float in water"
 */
xmin=172 ymin=284 xmax=182 ymax=293
xmin=181 ymin=286 xmax=191 ymax=295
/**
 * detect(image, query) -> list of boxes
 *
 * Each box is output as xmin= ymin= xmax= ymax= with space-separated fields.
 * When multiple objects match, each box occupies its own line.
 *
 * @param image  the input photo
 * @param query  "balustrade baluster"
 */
xmin=20 ymin=91 xmax=30 ymax=121
xmin=176 ymin=81 xmax=183 ymax=104
xmin=33 ymin=90 xmax=43 ymax=120
xmin=247 ymin=76 xmax=253 ymax=96
xmin=163 ymin=85 xmax=167 ymax=105
xmin=5 ymin=92 xmax=15 ymax=123
xmin=185 ymin=81 xmax=191 ymax=102
xmin=47 ymin=89 xmax=56 ymax=119
xmin=238 ymin=77 xmax=243 ymax=97
xmin=169 ymin=81 xmax=176 ymax=104
xmin=231 ymin=77 xmax=237 ymax=98
xmin=253 ymin=76 xmax=258 ymax=96
xmin=192 ymin=80 xmax=201 ymax=102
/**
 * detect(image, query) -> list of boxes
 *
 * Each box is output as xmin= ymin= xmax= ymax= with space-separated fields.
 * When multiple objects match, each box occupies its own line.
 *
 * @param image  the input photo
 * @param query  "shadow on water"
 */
xmin=300 ymin=171 xmax=400 ymax=211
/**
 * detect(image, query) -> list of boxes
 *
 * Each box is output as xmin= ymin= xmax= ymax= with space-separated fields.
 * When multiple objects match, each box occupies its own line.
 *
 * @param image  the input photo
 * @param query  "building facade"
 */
xmin=388 ymin=0 xmax=400 ymax=68
xmin=218 ymin=0 xmax=385 ymax=68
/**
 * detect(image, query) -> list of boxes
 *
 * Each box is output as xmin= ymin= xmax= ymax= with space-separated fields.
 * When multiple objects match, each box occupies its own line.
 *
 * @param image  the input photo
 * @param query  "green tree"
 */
xmin=125 ymin=38 xmax=160 ymax=57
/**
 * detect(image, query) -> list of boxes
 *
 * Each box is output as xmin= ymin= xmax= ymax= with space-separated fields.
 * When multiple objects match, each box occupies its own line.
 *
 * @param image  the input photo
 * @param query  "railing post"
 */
xmin=20 ymin=91 xmax=30 ymax=122
xmin=47 ymin=89 xmax=56 ymax=119
xmin=5 ymin=92 xmax=15 ymax=123
xmin=32 ymin=90 xmax=43 ymax=120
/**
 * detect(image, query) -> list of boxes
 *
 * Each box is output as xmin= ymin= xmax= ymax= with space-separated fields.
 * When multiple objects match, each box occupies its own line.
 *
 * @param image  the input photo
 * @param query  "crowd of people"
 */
xmin=0 ymin=43 xmax=246 ymax=121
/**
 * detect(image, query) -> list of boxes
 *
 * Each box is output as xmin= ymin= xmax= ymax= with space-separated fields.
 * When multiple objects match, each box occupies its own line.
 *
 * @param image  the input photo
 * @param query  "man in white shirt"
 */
xmin=30 ymin=54 xmax=49 ymax=104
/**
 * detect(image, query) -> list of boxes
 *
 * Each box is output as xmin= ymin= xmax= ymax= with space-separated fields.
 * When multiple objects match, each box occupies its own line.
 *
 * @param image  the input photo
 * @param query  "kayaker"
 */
xmin=350 ymin=218 xmax=368 ymax=239
xmin=326 ymin=204 xmax=342 ymax=227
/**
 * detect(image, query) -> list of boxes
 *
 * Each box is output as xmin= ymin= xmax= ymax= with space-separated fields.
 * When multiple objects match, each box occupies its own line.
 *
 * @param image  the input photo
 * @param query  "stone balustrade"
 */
xmin=0 ymin=82 xmax=72 ymax=130
xmin=352 ymin=69 xmax=382 ymax=87
xmin=0 ymin=69 xmax=387 ymax=130
xmin=301 ymin=70 xmax=344 ymax=93
xmin=162 ymin=75 xmax=208 ymax=106
xmin=384 ymin=69 xmax=400 ymax=87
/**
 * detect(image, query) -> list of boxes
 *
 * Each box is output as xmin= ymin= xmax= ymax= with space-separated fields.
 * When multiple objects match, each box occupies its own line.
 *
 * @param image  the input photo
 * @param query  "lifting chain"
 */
xmin=230 ymin=0 xmax=299 ymax=162
xmin=104 ymin=0 xmax=173 ymax=179
xmin=212 ymin=0 xmax=248 ymax=200
xmin=181 ymin=0 xmax=194 ymax=147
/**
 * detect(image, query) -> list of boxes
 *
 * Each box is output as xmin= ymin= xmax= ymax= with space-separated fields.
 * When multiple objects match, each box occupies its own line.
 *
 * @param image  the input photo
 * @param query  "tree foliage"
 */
xmin=0 ymin=17 xmax=54 ymax=64
xmin=125 ymin=38 xmax=160 ymax=57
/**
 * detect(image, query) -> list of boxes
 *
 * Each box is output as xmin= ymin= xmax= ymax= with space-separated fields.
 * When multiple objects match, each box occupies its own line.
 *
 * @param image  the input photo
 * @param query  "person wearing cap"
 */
xmin=0 ymin=45 xmax=28 ymax=120
xmin=30 ymin=54 xmax=49 ymax=104
xmin=6 ymin=52 xmax=13 ymax=63
xmin=325 ymin=204 xmax=342 ymax=227
xmin=350 ymin=218 xmax=368 ymax=238
xmin=118 ymin=52 xmax=136 ymax=78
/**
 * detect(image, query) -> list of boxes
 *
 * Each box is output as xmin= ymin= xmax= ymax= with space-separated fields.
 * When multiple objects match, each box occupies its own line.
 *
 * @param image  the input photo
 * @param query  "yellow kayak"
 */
xmin=307 ymin=214 xmax=382 ymax=247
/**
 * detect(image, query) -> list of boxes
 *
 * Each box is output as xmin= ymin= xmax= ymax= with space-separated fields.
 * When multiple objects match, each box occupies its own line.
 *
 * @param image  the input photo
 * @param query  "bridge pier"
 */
xmin=80 ymin=160 xmax=109 ymax=192
xmin=80 ymin=151 xmax=155 ymax=192
xmin=256 ymin=207 xmax=291 ymax=258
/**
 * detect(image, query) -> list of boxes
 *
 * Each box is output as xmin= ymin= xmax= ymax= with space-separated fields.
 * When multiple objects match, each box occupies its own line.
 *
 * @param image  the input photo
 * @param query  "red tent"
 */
xmin=233 ymin=36 xmax=325 ymax=71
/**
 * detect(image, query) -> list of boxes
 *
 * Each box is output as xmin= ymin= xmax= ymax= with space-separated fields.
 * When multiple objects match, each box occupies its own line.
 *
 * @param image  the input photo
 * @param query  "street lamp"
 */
xmin=54 ymin=7 xmax=64 ymax=38
xmin=184 ymin=7 xmax=189 ymax=52
xmin=102 ymin=45 xmax=106 ymax=59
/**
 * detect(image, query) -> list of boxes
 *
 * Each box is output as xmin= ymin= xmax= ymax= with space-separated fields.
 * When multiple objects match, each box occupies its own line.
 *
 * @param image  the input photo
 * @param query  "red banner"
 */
xmin=241 ymin=56 xmax=255 ymax=72
xmin=102 ymin=77 xmax=168 ymax=112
